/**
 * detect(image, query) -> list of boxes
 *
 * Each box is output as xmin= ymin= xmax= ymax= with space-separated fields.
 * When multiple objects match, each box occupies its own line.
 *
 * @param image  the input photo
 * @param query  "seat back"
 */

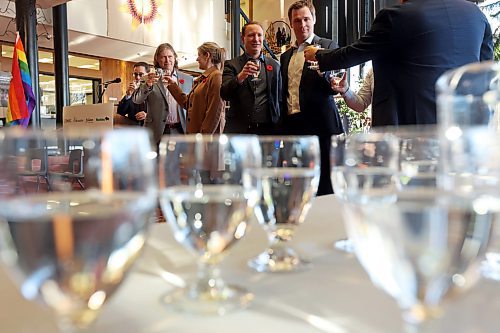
xmin=24 ymin=148 xmax=48 ymax=174
xmin=68 ymin=149 xmax=84 ymax=176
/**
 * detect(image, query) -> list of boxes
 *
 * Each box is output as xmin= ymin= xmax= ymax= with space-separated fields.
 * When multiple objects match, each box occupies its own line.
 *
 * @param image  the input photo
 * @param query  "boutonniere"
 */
xmin=266 ymin=65 xmax=273 ymax=71
xmin=179 ymin=79 xmax=185 ymax=84
xmin=202 ymin=78 xmax=208 ymax=83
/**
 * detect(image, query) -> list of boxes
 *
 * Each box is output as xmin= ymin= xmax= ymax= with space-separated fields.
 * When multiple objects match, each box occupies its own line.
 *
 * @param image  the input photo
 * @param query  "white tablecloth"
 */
xmin=1 ymin=195 xmax=500 ymax=333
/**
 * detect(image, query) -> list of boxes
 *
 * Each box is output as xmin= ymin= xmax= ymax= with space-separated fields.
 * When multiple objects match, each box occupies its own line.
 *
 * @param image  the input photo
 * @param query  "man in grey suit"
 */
xmin=133 ymin=43 xmax=193 ymax=145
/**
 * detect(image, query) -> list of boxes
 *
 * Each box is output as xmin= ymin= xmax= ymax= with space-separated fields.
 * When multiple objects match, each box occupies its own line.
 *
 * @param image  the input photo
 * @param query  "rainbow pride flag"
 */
xmin=6 ymin=32 xmax=35 ymax=127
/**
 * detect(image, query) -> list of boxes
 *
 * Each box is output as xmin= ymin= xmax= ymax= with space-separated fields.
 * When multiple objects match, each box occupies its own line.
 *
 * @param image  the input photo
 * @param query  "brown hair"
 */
xmin=241 ymin=21 xmax=264 ymax=37
xmin=288 ymin=0 xmax=316 ymax=22
xmin=198 ymin=42 xmax=226 ymax=70
xmin=153 ymin=43 xmax=178 ymax=69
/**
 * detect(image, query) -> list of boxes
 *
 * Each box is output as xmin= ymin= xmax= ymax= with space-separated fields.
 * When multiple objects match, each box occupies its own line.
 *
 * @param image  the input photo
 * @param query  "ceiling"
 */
xmin=0 ymin=13 xmax=200 ymax=71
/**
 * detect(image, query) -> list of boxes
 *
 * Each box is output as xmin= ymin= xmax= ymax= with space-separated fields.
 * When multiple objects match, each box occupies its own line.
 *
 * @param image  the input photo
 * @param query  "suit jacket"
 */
xmin=280 ymin=35 xmax=344 ymax=137
xmin=168 ymin=66 xmax=225 ymax=134
xmin=116 ymin=95 xmax=145 ymax=125
xmin=220 ymin=54 xmax=282 ymax=133
xmin=133 ymin=70 xmax=193 ymax=145
xmin=315 ymin=0 xmax=493 ymax=127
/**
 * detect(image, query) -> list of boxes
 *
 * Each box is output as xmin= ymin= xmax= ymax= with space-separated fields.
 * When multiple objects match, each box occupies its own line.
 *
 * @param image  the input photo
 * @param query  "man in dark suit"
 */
xmin=304 ymin=0 xmax=493 ymax=127
xmin=281 ymin=0 xmax=344 ymax=196
xmin=220 ymin=21 xmax=282 ymax=135
xmin=117 ymin=61 xmax=149 ymax=125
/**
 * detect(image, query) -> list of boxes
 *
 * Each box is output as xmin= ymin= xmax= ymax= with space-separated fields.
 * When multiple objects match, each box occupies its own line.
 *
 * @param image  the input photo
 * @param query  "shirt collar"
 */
xmin=295 ymin=34 xmax=316 ymax=51
xmin=244 ymin=52 xmax=265 ymax=62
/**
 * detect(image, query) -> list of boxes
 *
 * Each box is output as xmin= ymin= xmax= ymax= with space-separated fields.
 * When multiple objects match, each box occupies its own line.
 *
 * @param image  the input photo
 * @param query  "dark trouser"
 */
xmin=163 ymin=122 xmax=184 ymax=135
xmin=317 ymin=135 xmax=333 ymax=196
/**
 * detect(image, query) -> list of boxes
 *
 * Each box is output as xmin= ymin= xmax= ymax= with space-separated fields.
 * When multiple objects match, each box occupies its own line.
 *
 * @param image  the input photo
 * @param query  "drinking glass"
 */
xmin=437 ymin=61 xmax=500 ymax=281
xmin=394 ymin=126 xmax=440 ymax=189
xmin=247 ymin=136 xmax=320 ymax=272
xmin=330 ymin=133 xmax=353 ymax=253
xmin=0 ymin=127 xmax=157 ymax=332
xmin=343 ymin=129 xmax=496 ymax=332
xmin=307 ymin=43 xmax=322 ymax=70
xmin=158 ymin=134 xmax=261 ymax=315
xmin=330 ymin=69 xmax=346 ymax=85
xmin=440 ymin=127 xmax=500 ymax=283
xmin=249 ymin=59 xmax=261 ymax=82
xmin=436 ymin=61 xmax=500 ymax=130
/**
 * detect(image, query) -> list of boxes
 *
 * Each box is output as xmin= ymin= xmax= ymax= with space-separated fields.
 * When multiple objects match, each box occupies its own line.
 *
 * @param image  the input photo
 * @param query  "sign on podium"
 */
xmin=63 ymin=103 xmax=114 ymax=131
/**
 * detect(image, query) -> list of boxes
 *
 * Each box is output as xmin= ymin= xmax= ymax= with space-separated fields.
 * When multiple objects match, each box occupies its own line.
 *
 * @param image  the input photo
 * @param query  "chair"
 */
xmin=49 ymin=149 xmax=85 ymax=190
xmin=17 ymin=147 xmax=50 ymax=192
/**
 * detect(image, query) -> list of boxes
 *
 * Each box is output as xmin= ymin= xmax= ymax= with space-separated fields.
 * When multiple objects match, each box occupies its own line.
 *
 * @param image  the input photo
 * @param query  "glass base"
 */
xmin=334 ymin=238 xmax=354 ymax=253
xmin=481 ymin=252 xmax=500 ymax=281
xmin=162 ymin=284 xmax=253 ymax=316
xmin=248 ymin=247 xmax=311 ymax=273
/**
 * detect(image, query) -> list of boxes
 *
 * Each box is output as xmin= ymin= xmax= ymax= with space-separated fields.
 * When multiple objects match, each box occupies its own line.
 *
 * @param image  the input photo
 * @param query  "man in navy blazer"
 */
xmin=281 ymin=0 xmax=344 ymax=195
xmin=221 ymin=21 xmax=282 ymax=135
xmin=304 ymin=0 xmax=493 ymax=127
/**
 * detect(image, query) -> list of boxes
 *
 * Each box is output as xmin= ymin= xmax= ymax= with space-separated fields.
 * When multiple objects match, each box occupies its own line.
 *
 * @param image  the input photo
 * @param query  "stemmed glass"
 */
xmin=342 ymin=130 xmax=495 ymax=332
xmin=158 ymin=134 xmax=261 ymax=315
xmin=0 ymin=127 xmax=157 ymax=332
xmin=307 ymin=43 xmax=322 ymax=70
xmin=247 ymin=136 xmax=320 ymax=272
xmin=330 ymin=133 xmax=353 ymax=253
xmin=437 ymin=62 xmax=500 ymax=281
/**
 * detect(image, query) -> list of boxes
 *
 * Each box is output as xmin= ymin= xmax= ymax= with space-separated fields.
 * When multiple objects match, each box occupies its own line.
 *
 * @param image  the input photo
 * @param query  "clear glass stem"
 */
xmin=189 ymin=260 xmax=226 ymax=298
xmin=402 ymin=304 xmax=440 ymax=333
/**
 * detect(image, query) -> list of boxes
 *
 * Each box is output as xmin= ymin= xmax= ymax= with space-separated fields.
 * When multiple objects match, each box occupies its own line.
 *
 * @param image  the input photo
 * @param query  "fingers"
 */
xmin=304 ymin=46 xmax=318 ymax=62
xmin=135 ymin=111 xmax=146 ymax=121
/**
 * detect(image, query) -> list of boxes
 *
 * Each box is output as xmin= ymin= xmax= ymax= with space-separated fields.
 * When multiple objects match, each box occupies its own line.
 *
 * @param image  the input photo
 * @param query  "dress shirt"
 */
xmin=165 ymin=71 xmax=180 ymax=124
xmin=287 ymin=34 xmax=316 ymax=115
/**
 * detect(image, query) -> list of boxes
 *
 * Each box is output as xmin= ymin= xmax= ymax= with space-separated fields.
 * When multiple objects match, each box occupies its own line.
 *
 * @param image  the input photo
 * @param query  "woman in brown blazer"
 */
xmin=166 ymin=42 xmax=226 ymax=134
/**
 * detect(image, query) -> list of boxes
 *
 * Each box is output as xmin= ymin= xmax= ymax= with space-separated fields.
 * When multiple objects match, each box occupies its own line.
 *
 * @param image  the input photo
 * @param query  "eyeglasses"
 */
xmin=133 ymin=72 xmax=145 ymax=77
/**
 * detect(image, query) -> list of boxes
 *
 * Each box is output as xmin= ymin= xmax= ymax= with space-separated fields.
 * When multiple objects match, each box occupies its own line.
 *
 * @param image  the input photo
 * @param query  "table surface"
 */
xmin=1 ymin=195 xmax=500 ymax=333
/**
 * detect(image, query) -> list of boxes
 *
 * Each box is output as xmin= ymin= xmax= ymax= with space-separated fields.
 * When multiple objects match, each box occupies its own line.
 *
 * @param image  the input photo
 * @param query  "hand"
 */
xmin=126 ymin=82 xmax=137 ymax=96
xmin=237 ymin=60 xmax=260 ymax=83
xmin=304 ymin=46 xmax=319 ymax=62
xmin=145 ymin=71 xmax=157 ymax=87
xmin=164 ymin=75 xmax=175 ymax=86
xmin=135 ymin=111 xmax=146 ymax=121
xmin=330 ymin=72 xmax=348 ymax=95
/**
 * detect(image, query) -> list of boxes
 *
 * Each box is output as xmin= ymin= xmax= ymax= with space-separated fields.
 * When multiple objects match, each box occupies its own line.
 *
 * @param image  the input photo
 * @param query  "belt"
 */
xmin=166 ymin=122 xmax=181 ymax=129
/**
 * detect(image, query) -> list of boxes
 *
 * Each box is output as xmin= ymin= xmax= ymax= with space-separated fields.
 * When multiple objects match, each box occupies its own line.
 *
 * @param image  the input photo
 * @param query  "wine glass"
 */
xmin=158 ymin=134 xmax=261 ymax=315
xmin=330 ymin=133 xmax=354 ymax=253
xmin=437 ymin=61 xmax=500 ymax=281
xmin=249 ymin=59 xmax=261 ymax=82
xmin=307 ymin=43 xmax=322 ymax=70
xmin=330 ymin=69 xmax=346 ymax=85
xmin=0 ymin=127 xmax=157 ymax=332
xmin=343 ymin=129 xmax=495 ymax=332
xmin=247 ymin=136 xmax=320 ymax=272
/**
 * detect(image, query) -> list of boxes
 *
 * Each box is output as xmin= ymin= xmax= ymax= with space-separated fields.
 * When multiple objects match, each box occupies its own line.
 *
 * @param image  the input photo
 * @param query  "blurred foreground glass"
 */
xmin=330 ymin=134 xmax=353 ymax=253
xmin=158 ymin=134 xmax=261 ymax=314
xmin=344 ymin=130 xmax=495 ymax=332
xmin=0 ymin=127 xmax=157 ymax=332
xmin=395 ymin=126 xmax=440 ymax=189
xmin=441 ymin=127 xmax=500 ymax=283
xmin=436 ymin=61 xmax=500 ymax=130
xmin=248 ymin=136 xmax=320 ymax=272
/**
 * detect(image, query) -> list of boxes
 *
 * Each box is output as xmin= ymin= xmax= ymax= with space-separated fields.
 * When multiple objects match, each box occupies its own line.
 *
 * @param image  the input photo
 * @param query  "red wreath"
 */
xmin=266 ymin=65 xmax=273 ymax=71
xmin=128 ymin=0 xmax=158 ymax=25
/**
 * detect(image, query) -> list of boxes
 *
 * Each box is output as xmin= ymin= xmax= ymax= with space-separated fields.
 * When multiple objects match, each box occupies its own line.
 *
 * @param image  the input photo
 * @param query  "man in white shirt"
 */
xmin=280 ymin=0 xmax=344 ymax=196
